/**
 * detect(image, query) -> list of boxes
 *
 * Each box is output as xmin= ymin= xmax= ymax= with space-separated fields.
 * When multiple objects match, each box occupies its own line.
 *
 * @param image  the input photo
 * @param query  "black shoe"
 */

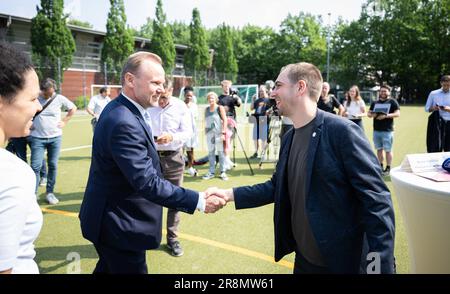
xmin=382 ymin=167 xmax=391 ymax=176
xmin=250 ymin=152 xmax=258 ymax=159
xmin=167 ymin=241 xmax=184 ymax=257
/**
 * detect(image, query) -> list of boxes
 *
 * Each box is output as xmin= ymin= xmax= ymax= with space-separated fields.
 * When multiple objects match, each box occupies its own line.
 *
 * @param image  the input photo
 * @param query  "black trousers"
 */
xmin=443 ymin=120 xmax=450 ymax=151
xmin=293 ymin=252 xmax=330 ymax=274
xmin=93 ymin=242 xmax=147 ymax=274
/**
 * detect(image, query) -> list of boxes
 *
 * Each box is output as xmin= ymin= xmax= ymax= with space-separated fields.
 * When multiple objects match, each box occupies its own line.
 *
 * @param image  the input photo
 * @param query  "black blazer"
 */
xmin=79 ymin=94 xmax=199 ymax=251
xmin=233 ymin=110 xmax=396 ymax=273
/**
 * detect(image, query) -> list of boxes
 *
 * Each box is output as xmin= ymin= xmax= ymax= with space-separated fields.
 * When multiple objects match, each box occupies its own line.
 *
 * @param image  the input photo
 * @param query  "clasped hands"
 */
xmin=203 ymin=187 xmax=234 ymax=214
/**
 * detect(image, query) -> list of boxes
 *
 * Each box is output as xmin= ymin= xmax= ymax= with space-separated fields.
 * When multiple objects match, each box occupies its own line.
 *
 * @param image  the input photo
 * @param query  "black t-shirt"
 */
xmin=369 ymin=98 xmax=400 ymax=131
xmin=288 ymin=117 xmax=326 ymax=266
xmin=219 ymin=94 xmax=240 ymax=118
xmin=317 ymin=95 xmax=341 ymax=114
xmin=252 ymin=98 xmax=270 ymax=116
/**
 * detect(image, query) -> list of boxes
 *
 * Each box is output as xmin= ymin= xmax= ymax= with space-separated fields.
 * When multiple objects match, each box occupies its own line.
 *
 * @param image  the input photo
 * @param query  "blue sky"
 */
xmin=0 ymin=0 xmax=365 ymax=31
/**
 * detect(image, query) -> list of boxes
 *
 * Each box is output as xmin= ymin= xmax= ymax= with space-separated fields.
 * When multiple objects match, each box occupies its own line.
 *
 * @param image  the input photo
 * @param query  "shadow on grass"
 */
xmin=36 ymin=244 xmax=178 ymax=273
xmin=37 ymin=192 xmax=84 ymax=205
xmin=36 ymin=244 xmax=97 ymax=274
xmin=59 ymin=156 xmax=92 ymax=161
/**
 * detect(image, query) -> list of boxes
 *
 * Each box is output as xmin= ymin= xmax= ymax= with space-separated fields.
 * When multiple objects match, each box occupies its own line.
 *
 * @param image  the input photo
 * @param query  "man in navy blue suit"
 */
xmin=207 ymin=62 xmax=396 ymax=274
xmin=79 ymin=52 xmax=225 ymax=274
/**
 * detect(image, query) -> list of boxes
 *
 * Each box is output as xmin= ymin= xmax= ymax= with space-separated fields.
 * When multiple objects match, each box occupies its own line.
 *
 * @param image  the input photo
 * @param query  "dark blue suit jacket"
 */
xmin=234 ymin=110 xmax=395 ymax=273
xmin=79 ymin=94 xmax=199 ymax=251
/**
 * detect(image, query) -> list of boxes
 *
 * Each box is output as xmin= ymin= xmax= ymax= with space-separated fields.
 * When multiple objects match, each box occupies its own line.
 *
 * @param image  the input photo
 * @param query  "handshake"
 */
xmin=203 ymin=187 xmax=234 ymax=214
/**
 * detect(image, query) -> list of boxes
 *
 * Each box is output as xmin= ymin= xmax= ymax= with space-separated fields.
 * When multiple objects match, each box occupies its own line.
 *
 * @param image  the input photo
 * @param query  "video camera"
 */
xmin=229 ymin=87 xmax=239 ymax=96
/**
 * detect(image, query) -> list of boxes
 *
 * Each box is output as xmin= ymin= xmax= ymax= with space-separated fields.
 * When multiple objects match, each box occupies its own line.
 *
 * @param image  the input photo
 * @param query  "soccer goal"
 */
xmin=90 ymin=84 xmax=122 ymax=99
xmin=179 ymin=84 xmax=259 ymax=117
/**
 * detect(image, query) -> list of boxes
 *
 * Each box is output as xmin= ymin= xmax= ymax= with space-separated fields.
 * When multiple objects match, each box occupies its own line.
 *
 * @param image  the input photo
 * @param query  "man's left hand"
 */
xmin=156 ymin=133 xmax=173 ymax=144
xmin=58 ymin=121 xmax=66 ymax=128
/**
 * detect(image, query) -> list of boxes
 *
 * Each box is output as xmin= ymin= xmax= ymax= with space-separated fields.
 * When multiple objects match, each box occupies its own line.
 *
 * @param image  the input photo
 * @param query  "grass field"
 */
xmin=34 ymin=105 xmax=428 ymax=274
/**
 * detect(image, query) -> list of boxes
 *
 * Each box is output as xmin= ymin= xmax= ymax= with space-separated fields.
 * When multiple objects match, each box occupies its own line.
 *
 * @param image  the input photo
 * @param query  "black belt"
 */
xmin=157 ymin=150 xmax=178 ymax=157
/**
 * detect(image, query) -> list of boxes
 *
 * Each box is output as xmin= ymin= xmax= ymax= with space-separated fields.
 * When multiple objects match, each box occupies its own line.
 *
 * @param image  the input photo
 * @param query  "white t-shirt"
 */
xmin=31 ymin=94 xmax=76 ymax=138
xmin=345 ymin=100 xmax=366 ymax=118
xmin=0 ymin=148 xmax=43 ymax=274
xmin=88 ymin=94 xmax=111 ymax=117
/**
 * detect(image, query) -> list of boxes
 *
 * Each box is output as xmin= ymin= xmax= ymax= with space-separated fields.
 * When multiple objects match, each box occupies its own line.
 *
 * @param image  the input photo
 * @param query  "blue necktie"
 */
xmin=143 ymin=111 xmax=155 ymax=144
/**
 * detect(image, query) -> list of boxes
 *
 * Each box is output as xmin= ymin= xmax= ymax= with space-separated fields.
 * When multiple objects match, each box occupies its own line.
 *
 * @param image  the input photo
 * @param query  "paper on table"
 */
xmin=401 ymin=152 xmax=450 ymax=182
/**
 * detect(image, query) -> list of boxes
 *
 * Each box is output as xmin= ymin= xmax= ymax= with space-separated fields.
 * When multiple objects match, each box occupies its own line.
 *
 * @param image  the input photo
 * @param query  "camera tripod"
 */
xmin=258 ymin=115 xmax=282 ymax=168
xmin=231 ymin=123 xmax=255 ymax=176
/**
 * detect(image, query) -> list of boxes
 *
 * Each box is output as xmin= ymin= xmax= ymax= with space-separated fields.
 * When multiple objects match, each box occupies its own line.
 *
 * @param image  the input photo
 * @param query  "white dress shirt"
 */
xmin=425 ymin=88 xmax=450 ymax=121
xmin=147 ymin=97 xmax=192 ymax=151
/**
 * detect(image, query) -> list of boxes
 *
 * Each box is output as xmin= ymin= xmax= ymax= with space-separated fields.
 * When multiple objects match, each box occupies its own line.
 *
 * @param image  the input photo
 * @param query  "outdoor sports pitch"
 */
xmin=35 ymin=105 xmax=428 ymax=274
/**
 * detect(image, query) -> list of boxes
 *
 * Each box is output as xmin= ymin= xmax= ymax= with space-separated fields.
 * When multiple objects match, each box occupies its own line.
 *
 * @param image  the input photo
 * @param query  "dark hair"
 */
xmin=99 ymin=87 xmax=108 ymax=94
xmin=380 ymin=84 xmax=391 ymax=91
xmin=184 ymin=86 xmax=194 ymax=93
xmin=40 ymin=78 xmax=57 ymax=91
xmin=281 ymin=62 xmax=323 ymax=101
xmin=441 ymin=75 xmax=450 ymax=82
xmin=0 ymin=42 xmax=34 ymax=103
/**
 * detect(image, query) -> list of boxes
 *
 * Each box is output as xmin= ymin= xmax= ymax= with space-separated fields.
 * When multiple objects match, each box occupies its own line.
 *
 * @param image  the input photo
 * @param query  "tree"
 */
xmin=331 ymin=0 xmax=450 ymax=101
xmin=235 ymin=25 xmax=277 ymax=84
xmin=214 ymin=24 xmax=238 ymax=81
xmin=137 ymin=17 xmax=153 ymax=38
xmin=274 ymin=13 xmax=326 ymax=74
xmin=151 ymin=0 xmax=176 ymax=73
xmin=184 ymin=8 xmax=210 ymax=73
xmin=67 ymin=19 xmax=93 ymax=29
xmin=101 ymin=0 xmax=134 ymax=83
xmin=30 ymin=0 xmax=76 ymax=85
xmin=171 ymin=20 xmax=190 ymax=45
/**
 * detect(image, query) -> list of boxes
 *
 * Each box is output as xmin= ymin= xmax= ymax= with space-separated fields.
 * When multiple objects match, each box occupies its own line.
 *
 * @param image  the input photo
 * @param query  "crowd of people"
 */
xmin=317 ymin=82 xmax=400 ymax=176
xmin=1 ymin=40 xmax=449 ymax=274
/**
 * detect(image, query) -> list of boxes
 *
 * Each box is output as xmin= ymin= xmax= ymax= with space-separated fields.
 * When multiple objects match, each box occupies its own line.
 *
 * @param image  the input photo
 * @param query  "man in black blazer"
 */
xmin=207 ymin=62 xmax=395 ymax=274
xmin=79 ymin=52 xmax=225 ymax=274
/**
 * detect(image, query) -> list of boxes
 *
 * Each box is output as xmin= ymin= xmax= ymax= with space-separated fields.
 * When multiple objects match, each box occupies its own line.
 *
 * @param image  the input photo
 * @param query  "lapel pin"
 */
xmin=312 ymin=132 xmax=316 ymax=137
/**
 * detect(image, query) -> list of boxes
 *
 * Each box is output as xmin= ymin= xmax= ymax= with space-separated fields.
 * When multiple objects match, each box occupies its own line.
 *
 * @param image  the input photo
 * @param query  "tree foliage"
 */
xmin=31 ymin=0 xmax=76 ymax=85
xmin=184 ymin=8 xmax=210 ymax=72
xmin=101 ymin=0 xmax=134 ymax=83
xmin=151 ymin=0 xmax=176 ymax=73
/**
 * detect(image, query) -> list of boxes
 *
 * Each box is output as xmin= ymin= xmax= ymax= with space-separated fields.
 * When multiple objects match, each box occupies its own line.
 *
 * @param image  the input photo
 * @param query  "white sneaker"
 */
xmin=39 ymin=177 xmax=47 ymax=186
xmin=46 ymin=193 xmax=59 ymax=205
xmin=220 ymin=172 xmax=229 ymax=181
xmin=202 ymin=172 xmax=215 ymax=180
xmin=224 ymin=157 xmax=235 ymax=171
xmin=187 ymin=167 xmax=198 ymax=177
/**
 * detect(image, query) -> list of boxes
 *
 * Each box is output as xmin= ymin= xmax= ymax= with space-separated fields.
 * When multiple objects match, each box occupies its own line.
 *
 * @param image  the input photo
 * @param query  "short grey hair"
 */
xmin=120 ymin=51 xmax=162 ymax=85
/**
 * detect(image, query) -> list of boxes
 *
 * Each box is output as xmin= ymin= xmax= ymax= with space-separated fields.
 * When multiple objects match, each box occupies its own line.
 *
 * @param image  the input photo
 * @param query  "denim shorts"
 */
xmin=373 ymin=131 xmax=393 ymax=152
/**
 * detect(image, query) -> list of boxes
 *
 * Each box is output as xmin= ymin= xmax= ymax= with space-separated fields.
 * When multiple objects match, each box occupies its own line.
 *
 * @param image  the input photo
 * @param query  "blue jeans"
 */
xmin=29 ymin=136 xmax=62 ymax=194
xmin=206 ymin=134 xmax=225 ymax=174
xmin=6 ymin=137 xmax=28 ymax=162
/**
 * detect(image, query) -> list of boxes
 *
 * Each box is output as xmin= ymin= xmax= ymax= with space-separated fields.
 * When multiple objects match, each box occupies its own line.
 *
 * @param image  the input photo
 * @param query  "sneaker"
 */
xmin=202 ymin=172 xmax=215 ymax=180
xmin=167 ymin=241 xmax=184 ymax=257
xmin=250 ymin=152 xmax=258 ymax=159
xmin=224 ymin=157 xmax=235 ymax=170
xmin=220 ymin=172 xmax=229 ymax=181
xmin=46 ymin=193 xmax=59 ymax=205
xmin=382 ymin=167 xmax=391 ymax=176
xmin=187 ymin=167 xmax=198 ymax=177
xmin=39 ymin=177 xmax=47 ymax=186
